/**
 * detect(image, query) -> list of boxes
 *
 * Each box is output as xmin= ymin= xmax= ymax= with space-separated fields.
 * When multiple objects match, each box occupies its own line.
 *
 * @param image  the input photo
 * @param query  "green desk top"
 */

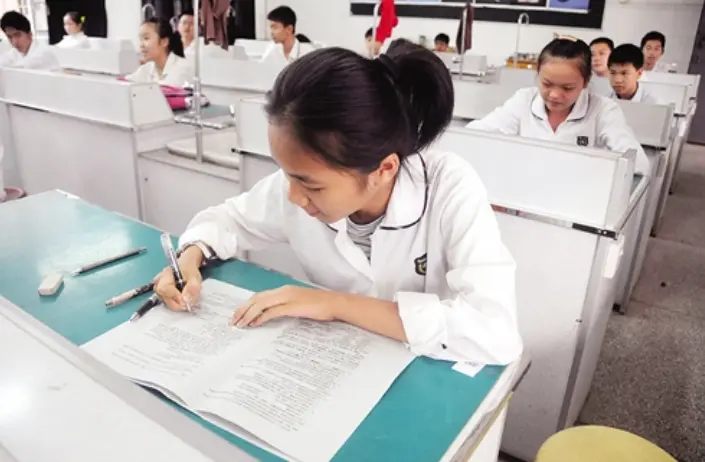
xmin=0 ymin=191 xmax=504 ymax=462
xmin=173 ymin=104 xmax=232 ymax=119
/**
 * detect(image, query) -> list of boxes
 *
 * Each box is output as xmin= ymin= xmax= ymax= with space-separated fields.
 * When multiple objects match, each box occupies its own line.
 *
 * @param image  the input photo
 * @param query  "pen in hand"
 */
xmin=160 ymin=233 xmax=194 ymax=312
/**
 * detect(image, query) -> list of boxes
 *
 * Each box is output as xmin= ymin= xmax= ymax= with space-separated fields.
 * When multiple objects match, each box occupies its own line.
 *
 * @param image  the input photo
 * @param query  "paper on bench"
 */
xmin=83 ymin=279 xmax=414 ymax=462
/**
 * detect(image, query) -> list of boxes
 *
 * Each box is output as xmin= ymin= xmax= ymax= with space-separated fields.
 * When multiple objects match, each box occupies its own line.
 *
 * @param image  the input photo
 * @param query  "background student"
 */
xmin=589 ymin=37 xmax=613 ymax=78
xmin=56 ymin=12 xmax=89 ymax=49
xmin=177 ymin=10 xmax=195 ymax=57
xmin=125 ymin=18 xmax=194 ymax=87
xmin=467 ymin=38 xmax=649 ymax=175
xmin=0 ymin=11 xmax=59 ymax=69
xmin=641 ymin=31 xmax=668 ymax=72
xmin=261 ymin=6 xmax=307 ymax=65
xmin=364 ymin=27 xmax=381 ymax=57
xmin=434 ymin=33 xmax=450 ymax=52
xmin=154 ymin=40 xmax=522 ymax=365
xmin=608 ymin=43 xmax=664 ymax=104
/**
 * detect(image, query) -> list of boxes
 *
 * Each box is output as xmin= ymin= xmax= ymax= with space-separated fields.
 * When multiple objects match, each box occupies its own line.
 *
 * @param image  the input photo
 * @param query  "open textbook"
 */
xmin=83 ymin=279 xmax=415 ymax=462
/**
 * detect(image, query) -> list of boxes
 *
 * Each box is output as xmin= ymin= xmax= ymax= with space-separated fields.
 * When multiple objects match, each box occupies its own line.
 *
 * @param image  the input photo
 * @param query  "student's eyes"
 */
xmin=304 ymin=186 xmax=324 ymax=193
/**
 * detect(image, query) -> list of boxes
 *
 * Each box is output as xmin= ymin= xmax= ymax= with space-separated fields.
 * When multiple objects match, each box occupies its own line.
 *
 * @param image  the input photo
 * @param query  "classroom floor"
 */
xmin=580 ymin=143 xmax=705 ymax=462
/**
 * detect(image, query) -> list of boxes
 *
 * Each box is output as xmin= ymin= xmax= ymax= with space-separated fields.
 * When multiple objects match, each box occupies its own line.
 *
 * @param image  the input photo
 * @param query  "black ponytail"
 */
xmin=264 ymin=38 xmax=453 ymax=173
xmin=538 ymin=38 xmax=592 ymax=82
xmin=144 ymin=17 xmax=184 ymax=58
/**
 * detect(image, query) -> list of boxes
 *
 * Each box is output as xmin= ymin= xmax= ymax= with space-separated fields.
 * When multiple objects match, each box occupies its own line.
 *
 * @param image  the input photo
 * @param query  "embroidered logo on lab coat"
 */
xmin=576 ymin=136 xmax=589 ymax=147
xmin=414 ymin=254 xmax=427 ymax=276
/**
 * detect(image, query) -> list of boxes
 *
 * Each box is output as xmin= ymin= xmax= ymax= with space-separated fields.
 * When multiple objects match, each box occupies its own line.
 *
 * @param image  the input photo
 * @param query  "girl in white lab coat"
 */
xmin=154 ymin=40 xmax=522 ymax=365
xmin=468 ymin=38 xmax=649 ymax=175
xmin=125 ymin=18 xmax=194 ymax=87
xmin=56 ymin=12 xmax=89 ymax=49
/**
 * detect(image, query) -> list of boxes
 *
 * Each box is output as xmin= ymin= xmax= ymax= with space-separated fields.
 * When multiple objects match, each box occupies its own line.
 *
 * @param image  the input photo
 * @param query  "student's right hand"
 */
xmin=154 ymin=246 xmax=204 ymax=311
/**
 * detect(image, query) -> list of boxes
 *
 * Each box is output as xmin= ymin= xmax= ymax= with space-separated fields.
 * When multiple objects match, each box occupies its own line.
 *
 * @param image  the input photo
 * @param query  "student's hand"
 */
xmin=230 ymin=286 xmax=337 ymax=328
xmin=154 ymin=247 xmax=204 ymax=311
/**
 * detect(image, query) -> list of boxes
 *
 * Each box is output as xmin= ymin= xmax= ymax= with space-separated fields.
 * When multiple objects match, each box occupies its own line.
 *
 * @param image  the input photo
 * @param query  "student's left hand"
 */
xmin=230 ymin=286 xmax=338 ymax=328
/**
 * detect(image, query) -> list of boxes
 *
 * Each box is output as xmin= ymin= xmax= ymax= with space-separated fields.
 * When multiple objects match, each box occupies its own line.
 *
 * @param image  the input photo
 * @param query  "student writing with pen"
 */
xmin=153 ymin=39 xmax=522 ymax=365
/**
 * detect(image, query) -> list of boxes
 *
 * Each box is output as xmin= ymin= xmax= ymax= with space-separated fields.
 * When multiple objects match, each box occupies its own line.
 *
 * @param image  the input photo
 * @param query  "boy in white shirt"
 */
xmin=0 ymin=11 xmax=59 ymax=70
xmin=261 ymin=6 xmax=307 ymax=65
xmin=641 ymin=31 xmax=668 ymax=72
xmin=609 ymin=43 xmax=664 ymax=105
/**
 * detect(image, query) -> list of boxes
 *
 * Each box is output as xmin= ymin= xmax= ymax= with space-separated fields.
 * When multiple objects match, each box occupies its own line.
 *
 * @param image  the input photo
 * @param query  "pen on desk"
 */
xmin=160 ymin=233 xmax=193 ymax=312
xmin=71 ymin=247 xmax=147 ymax=276
xmin=105 ymin=282 xmax=154 ymax=308
xmin=129 ymin=293 xmax=160 ymax=322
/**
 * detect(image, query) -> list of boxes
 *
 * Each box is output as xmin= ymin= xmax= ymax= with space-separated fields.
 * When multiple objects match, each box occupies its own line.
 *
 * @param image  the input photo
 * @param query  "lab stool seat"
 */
xmin=535 ymin=425 xmax=677 ymax=462
xmin=2 ymin=187 xmax=27 ymax=202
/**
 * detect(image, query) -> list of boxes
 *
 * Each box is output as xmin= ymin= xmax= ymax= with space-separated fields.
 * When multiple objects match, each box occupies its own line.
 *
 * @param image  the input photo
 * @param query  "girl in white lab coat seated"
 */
xmin=154 ymin=39 xmax=523 ymax=365
xmin=468 ymin=38 xmax=649 ymax=175
xmin=55 ymin=12 xmax=89 ymax=49
xmin=0 ymin=11 xmax=59 ymax=70
xmin=125 ymin=18 xmax=194 ymax=87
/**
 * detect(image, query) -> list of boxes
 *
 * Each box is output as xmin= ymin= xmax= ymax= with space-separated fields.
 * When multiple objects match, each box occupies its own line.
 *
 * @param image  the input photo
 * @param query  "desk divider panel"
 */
xmin=640 ymin=81 xmax=690 ymax=115
xmin=497 ymin=67 xmax=537 ymax=88
xmin=234 ymin=39 xmax=273 ymax=58
xmin=53 ymin=48 xmax=140 ymax=76
xmin=643 ymin=71 xmax=700 ymax=100
xmin=201 ymin=58 xmax=283 ymax=92
xmin=453 ymin=79 xmax=518 ymax=120
xmin=237 ymin=97 xmax=271 ymax=156
xmin=617 ymin=101 xmax=675 ymax=149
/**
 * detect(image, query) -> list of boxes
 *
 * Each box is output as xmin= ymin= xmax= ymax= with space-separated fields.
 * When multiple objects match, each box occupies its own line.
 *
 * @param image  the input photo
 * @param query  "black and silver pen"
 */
xmin=160 ymin=233 xmax=193 ymax=312
xmin=129 ymin=293 xmax=160 ymax=322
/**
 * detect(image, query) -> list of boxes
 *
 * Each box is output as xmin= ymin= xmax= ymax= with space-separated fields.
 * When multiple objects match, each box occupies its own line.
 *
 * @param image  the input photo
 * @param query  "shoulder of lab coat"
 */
xmin=594 ymin=94 xmax=649 ymax=174
xmin=179 ymin=151 xmax=522 ymax=365
xmin=4 ymin=41 xmax=60 ymax=70
xmin=125 ymin=53 xmax=194 ymax=86
xmin=56 ymin=33 xmax=90 ymax=49
xmin=465 ymin=86 xmax=535 ymax=135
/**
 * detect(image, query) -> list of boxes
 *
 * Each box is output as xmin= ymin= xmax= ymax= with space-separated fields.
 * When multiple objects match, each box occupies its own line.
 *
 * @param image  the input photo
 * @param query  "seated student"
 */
xmin=364 ymin=27 xmax=380 ymax=57
xmin=589 ymin=37 xmax=613 ymax=78
xmin=56 ymin=12 xmax=89 ymax=49
xmin=261 ymin=6 xmax=308 ymax=65
xmin=126 ymin=18 xmax=194 ymax=87
xmin=434 ymin=33 xmax=450 ymax=53
xmin=177 ymin=11 xmax=195 ymax=57
xmin=608 ymin=44 xmax=664 ymax=105
xmin=467 ymin=38 xmax=648 ymax=175
xmin=0 ymin=11 xmax=59 ymax=69
xmin=154 ymin=40 xmax=523 ymax=365
xmin=641 ymin=31 xmax=668 ymax=72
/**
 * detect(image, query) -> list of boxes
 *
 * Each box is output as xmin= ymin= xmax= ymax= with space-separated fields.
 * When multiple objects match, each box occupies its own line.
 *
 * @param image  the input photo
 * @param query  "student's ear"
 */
xmin=370 ymin=153 xmax=400 ymax=187
xmin=636 ymin=68 xmax=643 ymax=79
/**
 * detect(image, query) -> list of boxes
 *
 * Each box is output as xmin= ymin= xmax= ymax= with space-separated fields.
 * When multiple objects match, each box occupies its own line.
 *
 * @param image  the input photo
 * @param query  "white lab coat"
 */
xmin=467 ymin=87 xmax=649 ymax=175
xmin=610 ymin=83 xmax=664 ymax=105
xmin=260 ymin=39 xmax=309 ymax=65
xmin=125 ymin=52 xmax=194 ymax=87
xmin=0 ymin=40 xmax=59 ymax=70
xmin=179 ymin=150 xmax=522 ymax=365
xmin=55 ymin=32 xmax=90 ymax=49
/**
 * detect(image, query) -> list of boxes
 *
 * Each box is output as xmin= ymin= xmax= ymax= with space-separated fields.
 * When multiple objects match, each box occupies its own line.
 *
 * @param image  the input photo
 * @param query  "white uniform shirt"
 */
xmin=610 ymin=83 xmax=665 ymax=105
xmin=260 ymin=39 xmax=308 ymax=65
xmin=179 ymin=150 xmax=522 ymax=365
xmin=125 ymin=52 xmax=194 ymax=87
xmin=0 ymin=40 xmax=59 ymax=70
xmin=55 ymin=32 xmax=90 ymax=49
xmin=467 ymin=87 xmax=649 ymax=175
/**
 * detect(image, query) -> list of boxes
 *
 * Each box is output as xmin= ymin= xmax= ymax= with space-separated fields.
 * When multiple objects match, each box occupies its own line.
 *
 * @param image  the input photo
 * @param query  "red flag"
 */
xmin=375 ymin=0 xmax=398 ymax=44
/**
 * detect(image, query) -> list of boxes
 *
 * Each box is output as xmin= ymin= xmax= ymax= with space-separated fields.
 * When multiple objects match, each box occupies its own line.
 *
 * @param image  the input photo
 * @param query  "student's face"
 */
xmin=609 ymin=63 xmax=642 ymax=98
xmin=590 ymin=43 xmax=611 ymax=76
xmin=3 ymin=27 xmax=32 ymax=55
xmin=268 ymin=124 xmax=398 ymax=224
xmin=178 ymin=15 xmax=194 ymax=44
xmin=643 ymin=40 xmax=664 ymax=68
xmin=269 ymin=21 xmax=292 ymax=43
xmin=537 ymin=58 xmax=587 ymax=113
xmin=139 ymin=23 xmax=168 ymax=62
xmin=434 ymin=41 xmax=448 ymax=52
xmin=63 ymin=16 xmax=81 ymax=35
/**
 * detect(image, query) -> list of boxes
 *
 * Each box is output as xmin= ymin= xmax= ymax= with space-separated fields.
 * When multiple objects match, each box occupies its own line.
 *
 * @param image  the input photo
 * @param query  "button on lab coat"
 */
xmin=179 ymin=150 xmax=522 ymax=365
xmin=125 ymin=52 xmax=194 ymax=87
xmin=467 ymin=87 xmax=649 ymax=175
xmin=0 ymin=40 xmax=59 ymax=70
xmin=55 ymin=32 xmax=90 ymax=49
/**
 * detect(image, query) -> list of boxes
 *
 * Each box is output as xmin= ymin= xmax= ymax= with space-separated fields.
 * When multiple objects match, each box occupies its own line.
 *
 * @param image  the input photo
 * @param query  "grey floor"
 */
xmin=579 ymin=144 xmax=705 ymax=462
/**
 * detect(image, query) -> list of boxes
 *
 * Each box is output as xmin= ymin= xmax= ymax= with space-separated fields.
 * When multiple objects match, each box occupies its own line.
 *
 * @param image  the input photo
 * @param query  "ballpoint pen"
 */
xmin=160 ymin=233 xmax=193 ymax=312
xmin=129 ymin=293 xmax=160 ymax=322
xmin=71 ymin=247 xmax=147 ymax=276
xmin=105 ymin=282 xmax=154 ymax=308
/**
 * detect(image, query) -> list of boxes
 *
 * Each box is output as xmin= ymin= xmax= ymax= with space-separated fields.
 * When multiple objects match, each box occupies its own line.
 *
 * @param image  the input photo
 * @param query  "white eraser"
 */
xmin=38 ymin=273 xmax=64 ymax=296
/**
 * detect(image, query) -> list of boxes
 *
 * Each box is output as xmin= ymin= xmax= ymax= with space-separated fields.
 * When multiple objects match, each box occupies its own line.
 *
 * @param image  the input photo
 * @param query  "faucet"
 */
xmin=141 ymin=3 xmax=156 ymax=21
xmin=514 ymin=13 xmax=530 ymax=68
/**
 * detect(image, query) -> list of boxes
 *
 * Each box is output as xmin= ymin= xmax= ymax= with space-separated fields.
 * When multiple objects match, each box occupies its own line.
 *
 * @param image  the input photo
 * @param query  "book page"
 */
xmin=193 ymin=318 xmax=415 ymax=462
xmin=82 ymin=283 xmax=278 ymax=403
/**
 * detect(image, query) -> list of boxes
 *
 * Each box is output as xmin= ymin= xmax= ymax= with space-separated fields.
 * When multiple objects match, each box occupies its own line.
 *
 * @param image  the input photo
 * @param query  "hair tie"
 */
xmin=554 ymin=33 xmax=578 ymax=42
xmin=376 ymin=54 xmax=400 ymax=84
xmin=80 ymin=16 xmax=86 ymax=23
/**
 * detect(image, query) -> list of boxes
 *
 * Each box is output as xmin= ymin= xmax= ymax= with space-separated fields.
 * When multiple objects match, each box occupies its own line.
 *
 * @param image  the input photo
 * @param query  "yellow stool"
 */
xmin=536 ymin=425 xmax=677 ymax=462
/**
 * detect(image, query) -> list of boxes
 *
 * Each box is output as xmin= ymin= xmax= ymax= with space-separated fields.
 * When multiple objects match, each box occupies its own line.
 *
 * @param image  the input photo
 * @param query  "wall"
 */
xmin=260 ymin=0 xmax=704 ymax=72
xmin=106 ymin=0 xmax=141 ymax=45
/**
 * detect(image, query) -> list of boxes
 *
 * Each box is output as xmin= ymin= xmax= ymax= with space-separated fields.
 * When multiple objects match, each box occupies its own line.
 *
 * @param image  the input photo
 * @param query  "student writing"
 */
xmin=467 ymin=38 xmax=649 ymax=175
xmin=56 ymin=12 xmax=89 ymax=49
xmin=609 ymin=44 xmax=664 ymax=105
xmin=154 ymin=40 xmax=523 ymax=365
xmin=125 ymin=18 xmax=194 ymax=87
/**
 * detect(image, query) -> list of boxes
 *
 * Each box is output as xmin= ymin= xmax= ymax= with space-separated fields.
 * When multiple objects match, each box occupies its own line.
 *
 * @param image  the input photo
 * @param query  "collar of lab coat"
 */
xmin=151 ymin=53 xmax=180 ymax=81
xmin=530 ymin=88 xmax=590 ymax=122
xmin=279 ymin=39 xmax=301 ymax=62
xmin=327 ymin=154 xmax=427 ymax=233
xmin=611 ymin=83 xmax=645 ymax=103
